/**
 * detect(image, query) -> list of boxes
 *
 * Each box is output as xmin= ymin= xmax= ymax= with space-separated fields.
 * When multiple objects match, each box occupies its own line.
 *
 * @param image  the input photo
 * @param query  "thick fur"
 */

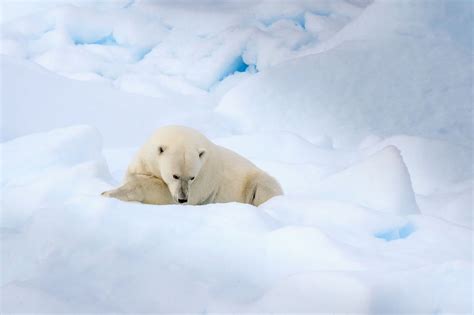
xmin=102 ymin=125 xmax=283 ymax=206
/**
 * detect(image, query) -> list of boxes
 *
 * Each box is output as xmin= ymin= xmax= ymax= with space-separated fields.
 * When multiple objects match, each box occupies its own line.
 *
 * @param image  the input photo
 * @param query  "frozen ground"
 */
xmin=1 ymin=0 xmax=473 ymax=313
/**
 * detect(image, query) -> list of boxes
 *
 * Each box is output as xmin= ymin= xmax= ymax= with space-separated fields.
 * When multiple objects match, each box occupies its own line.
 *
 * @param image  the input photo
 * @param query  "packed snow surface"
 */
xmin=1 ymin=0 xmax=473 ymax=313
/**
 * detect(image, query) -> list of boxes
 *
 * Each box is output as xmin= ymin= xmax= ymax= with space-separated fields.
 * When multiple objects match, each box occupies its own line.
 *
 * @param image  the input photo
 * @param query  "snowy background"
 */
xmin=1 ymin=0 xmax=473 ymax=313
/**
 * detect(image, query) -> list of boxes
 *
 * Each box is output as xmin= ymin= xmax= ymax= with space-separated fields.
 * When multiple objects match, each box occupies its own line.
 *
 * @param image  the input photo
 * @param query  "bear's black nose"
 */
xmin=178 ymin=198 xmax=188 ymax=204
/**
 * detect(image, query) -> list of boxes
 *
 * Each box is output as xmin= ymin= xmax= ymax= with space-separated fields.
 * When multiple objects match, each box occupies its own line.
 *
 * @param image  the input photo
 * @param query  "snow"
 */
xmin=361 ymin=135 xmax=473 ymax=195
xmin=217 ymin=0 xmax=473 ymax=147
xmin=0 ymin=56 xmax=230 ymax=146
xmin=314 ymin=146 xmax=419 ymax=215
xmin=0 ymin=0 xmax=367 ymax=93
xmin=2 ymin=126 xmax=472 ymax=313
xmin=217 ymin=39 xmax=472 ymax=147
xmin=1 ymin=0 xmax=473 ymax=313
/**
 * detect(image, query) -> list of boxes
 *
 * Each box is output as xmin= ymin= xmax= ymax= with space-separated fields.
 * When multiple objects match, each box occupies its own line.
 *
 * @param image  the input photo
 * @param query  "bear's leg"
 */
xmin=101 ymin=174 xmax=174 ymax=205
xmin=245 ymin=172 xmax=283 ymax=206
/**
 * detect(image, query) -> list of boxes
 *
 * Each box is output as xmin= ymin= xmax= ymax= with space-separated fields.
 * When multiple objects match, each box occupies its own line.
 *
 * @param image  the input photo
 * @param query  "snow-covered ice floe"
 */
xmin=1 ymin=0 xmax=472 ymax=313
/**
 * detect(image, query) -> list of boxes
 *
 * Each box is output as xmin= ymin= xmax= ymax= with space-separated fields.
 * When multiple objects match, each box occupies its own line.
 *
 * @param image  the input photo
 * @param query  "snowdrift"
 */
xmin=217 ymin=1 xmax=473 ymax=147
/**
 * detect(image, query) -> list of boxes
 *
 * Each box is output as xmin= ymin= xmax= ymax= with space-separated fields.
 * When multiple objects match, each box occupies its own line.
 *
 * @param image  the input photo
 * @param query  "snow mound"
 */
xmin=1 ymin=125 xmax=110 ymax=229
xmin=314 ymin=146 xmax=419 ymax=214
xmin=362 ymin=135 xmax=473 ymax=195
xmin=217 ymin=1 xmax=473 ymax=147
xmin=357 ymin=135 xmax=472 ymax=226
xmin=2 ymin=125 xmax=103 ymax=181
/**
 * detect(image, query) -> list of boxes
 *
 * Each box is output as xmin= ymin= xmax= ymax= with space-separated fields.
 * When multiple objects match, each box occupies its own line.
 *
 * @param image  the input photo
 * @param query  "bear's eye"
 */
xmin=173 ymin=175 xmax=180 ymax=179
xmin=190 ymin=177 xmax=195 ymax=181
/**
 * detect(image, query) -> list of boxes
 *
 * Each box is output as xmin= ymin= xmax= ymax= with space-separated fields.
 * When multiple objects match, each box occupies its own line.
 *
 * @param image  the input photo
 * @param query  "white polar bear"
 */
xmin=102 ymin=125 xmax=283 ymax=206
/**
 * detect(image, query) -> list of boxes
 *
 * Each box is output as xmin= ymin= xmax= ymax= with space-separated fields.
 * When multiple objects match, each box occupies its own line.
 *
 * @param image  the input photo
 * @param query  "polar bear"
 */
xmin=102 ymin=125 xmax=283 ymax=206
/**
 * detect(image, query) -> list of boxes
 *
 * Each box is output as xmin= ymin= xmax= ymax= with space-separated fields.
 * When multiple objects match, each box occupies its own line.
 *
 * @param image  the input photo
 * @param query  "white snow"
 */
xmin=217 ymin=39 xmax=472 ymax=147
xmin=0 ymin=0 xmax=367 ymax=94
xmin=2 ymin=125 xmax=471 ymax=313
xmin=314 ymin=146 xmax=419 ymax=215
xmin=1 ymin=0 xmax=472 ymax=313
xmin=217 ymin=0 xmax=473 ymax=147
xmin=0 ymin=56 xmax=230 ymax=146
xmin=362 ymin=135 xmax=473 ymax=195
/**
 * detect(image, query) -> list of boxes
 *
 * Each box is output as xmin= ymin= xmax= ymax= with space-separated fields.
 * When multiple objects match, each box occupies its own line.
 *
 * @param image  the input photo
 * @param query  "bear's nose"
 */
xmin=178 ymin=198 xmax=188 ymax=204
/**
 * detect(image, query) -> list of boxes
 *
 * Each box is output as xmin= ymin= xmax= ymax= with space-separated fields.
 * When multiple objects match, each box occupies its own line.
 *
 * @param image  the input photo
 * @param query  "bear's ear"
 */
xmin=158 ymin=146 xmax=166 ymax=155
xmin=198 ymin=148 xmax=206 ymax=159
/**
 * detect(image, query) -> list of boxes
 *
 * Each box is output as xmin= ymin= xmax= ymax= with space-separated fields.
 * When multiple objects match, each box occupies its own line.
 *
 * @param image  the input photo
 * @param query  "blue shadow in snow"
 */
xmin=260 ymin=13 xmax=306 ymax=29
xmin=135 ymin=47 xmax=153 ymax=61
xmin=74 ymin=33 xmax=117 ymax=46
xmin=374 ymin=223 xmax=415 ymax=241
xmin=217 ymin=55 xmax=249 ymax=82
xmin=259 ymin=11 xmax=331 ymax=30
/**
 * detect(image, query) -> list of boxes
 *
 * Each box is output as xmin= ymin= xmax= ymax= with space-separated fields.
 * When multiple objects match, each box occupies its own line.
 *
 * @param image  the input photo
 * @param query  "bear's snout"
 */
xmin=178 ymin=198 xmax=188 ymax=204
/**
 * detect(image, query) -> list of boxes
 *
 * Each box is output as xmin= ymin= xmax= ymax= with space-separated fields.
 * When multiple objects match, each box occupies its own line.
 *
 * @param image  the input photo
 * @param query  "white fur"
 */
xmin=102 ymin=125 xmax=283 ymax=206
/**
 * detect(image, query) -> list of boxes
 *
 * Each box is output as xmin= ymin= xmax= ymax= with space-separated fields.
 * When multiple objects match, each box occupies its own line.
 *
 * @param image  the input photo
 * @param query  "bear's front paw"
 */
xmin=100 ymin=186 xmax=144 ymax=202
xmin=101 ymin=190 xmax=111 ymax=197
xmin=101 ymin=189 xmax=125 ymax=199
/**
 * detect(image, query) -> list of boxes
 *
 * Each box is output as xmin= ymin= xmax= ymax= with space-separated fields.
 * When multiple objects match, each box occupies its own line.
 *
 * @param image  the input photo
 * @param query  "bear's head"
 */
xmin=147 ymin=126 xmax=210 ymax=204
xmin=158 ymin=144 xmax=206 ymax=204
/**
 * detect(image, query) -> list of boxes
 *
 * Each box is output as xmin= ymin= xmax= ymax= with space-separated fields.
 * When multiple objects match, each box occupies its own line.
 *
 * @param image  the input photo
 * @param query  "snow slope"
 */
xmin=217 ymin=0 xmax=473 ymax=147
xmin=1 ymin=0 xmax=473 ymax=313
